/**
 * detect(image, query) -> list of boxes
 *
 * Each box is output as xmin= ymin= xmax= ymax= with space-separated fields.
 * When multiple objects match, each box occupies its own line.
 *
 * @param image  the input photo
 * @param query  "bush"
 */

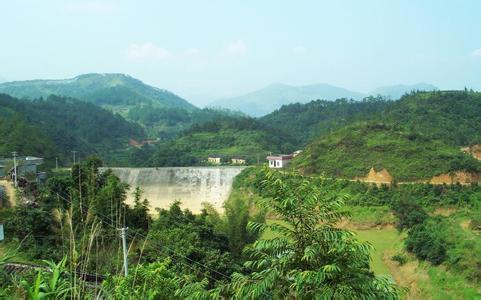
xmin=391 ymin=254 xmax=407 ymax=266
xmin=392 ymin=199 xmax=429 ymax=230
xmin=469 ymin=219 xmax=481 ymax=231
xmin=405 ymin=219 xmax=448 ymax=265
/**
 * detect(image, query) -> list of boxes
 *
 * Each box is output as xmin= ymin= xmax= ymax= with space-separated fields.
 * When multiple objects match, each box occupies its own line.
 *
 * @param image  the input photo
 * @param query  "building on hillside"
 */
xmin=231 ymin=158 xmax=246 ymax=165
xmin=292 ymin=150 xmax=303 ymax=157
xmin=266 ymin=154 xmax=293 ymax=168
xmin=0 ymin=156 xmax=44 ymax=182
xmin=207 ymin=156 xmax=222 ymax=165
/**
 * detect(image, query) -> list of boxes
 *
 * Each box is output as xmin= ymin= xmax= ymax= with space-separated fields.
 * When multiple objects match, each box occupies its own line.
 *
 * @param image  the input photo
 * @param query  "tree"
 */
xmin=230 ymin=168 xmax=399 ymax=299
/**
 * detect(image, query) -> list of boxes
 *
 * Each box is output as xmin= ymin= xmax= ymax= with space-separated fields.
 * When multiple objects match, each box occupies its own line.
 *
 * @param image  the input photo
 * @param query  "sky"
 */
xmin=1 ymin=0 xmax=481 ymax=106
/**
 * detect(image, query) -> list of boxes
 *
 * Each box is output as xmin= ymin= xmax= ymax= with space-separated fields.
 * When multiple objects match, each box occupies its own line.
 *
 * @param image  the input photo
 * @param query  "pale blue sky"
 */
xmin=1 ymin=0 xmax=481 ymax=105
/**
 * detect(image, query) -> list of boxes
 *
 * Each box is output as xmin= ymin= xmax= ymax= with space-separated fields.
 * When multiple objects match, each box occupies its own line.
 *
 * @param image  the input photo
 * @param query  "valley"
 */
xmin=1 ymin=77 xmax=481 ymax=299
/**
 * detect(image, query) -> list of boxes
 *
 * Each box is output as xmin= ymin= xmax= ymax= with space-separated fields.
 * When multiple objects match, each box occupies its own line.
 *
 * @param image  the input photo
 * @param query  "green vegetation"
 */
xmin=0 ymin=93 xmax=145 ymax=166
xmin=354 ymin=229 xmax=402 ymax=274
xmin=260 ymin=97 xmax=389 ymax=147
xmin=292 ymin=122 xmax=481 ymax=181
xmin=234 ymin=166 xmax=481 ymax=298
xmin=127 ymin=105 xmax=244 ymax=139
xmin=0 ymin=161 xmax=401 ymax=299
xmin=384 ymin=90 xmax=481 ymax=146
xmin=0 ymin=73 xmax=195 ymax=110
xmin=140 ymin=116 xmax=296 ymax=166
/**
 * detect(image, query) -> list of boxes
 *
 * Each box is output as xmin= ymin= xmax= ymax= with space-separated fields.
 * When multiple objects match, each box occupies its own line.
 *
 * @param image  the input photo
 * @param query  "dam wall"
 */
xmin=108 ymin=166 xmax=246 ymax=214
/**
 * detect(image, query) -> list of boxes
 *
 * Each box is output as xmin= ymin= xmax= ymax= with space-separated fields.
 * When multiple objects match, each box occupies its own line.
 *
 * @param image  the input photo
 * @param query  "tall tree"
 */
xmin=230 ymin=168 xmax=399 ymax=299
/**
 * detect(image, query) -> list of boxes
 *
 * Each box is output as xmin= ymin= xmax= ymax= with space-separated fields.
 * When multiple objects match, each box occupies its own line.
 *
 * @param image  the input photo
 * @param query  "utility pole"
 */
xmin=71 ymin=151 xmax=77 ymax=165
xmin=119 ymin=227 xmax=129 ymax=276
xmin=12 ymin=151 xmax=18 ymax=188
xmin=55 ymin=157 xmax=59 ymax=171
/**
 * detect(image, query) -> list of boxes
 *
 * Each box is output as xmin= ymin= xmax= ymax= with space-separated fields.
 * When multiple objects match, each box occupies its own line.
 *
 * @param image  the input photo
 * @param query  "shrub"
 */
xmin=392 ymin=199 xmax=428 ymax=230
xmin=405 ymin=219 xmax=447 ymax=265
xmin=391 ymin=254 xmax=407 ymax=266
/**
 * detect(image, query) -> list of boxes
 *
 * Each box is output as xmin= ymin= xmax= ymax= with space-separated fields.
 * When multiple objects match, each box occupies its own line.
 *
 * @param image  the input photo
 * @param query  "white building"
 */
xmin=207 ymin=156 xmax=221 ymax=165
xmin=266 ymin=154 xmax=293 ymax=168
xmin=292 ymin=150 xmax=303 ymax=157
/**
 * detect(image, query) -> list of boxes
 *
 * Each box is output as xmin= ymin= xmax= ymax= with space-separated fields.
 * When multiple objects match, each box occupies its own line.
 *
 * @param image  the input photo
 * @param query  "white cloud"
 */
xmin=292 ymin=46 xmax=307 ymax=54
xmin=66 ymin=1 xmax=116 ymax=14
xmin=472 ymin=49 xmax=481 ymax=57
xmin=126 ymin=43 xmax=170 ymax=61
xmin=224 ymin=40 xmax=248 ymax=56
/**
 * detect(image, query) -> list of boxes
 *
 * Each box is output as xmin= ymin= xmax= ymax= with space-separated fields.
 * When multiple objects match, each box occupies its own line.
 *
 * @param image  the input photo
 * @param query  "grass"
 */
xmin=346 ymin=205 xmax=395 ymax=226
xmin=418 ymin=263 xmax=481 ymax=299
xmin=353 ymin=228 xmax=402 ymax=274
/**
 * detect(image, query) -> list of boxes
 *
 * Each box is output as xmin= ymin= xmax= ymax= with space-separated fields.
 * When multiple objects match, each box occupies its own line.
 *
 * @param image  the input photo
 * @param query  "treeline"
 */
xmin=0 ymin=93 xmax=145 ymax=166
xmin=127 ymin=105 xmax=245 ymax=139
xmin=260 ymin=97 xmax=389 ymax=146
xmin=132 ymin=116 xmax=297 ymax=167
xmin=292 ymin=122 xmax=481 ymax=180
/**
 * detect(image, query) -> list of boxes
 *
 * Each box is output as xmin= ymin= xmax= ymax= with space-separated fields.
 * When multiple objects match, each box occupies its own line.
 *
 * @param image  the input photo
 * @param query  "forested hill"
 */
xmin=133 ymin=116 xmax=296 ymax=167
xmin=0 ymin=93 xmax=145 ymax=165
xmin=260 ymin=97 xmax=389 ymax=147
xmin=0 ymin=73 xmax=195 ymax=109
xmin=384 ymin=90 xmax=481 ymax=146
xmin=291 ymin=123 xmax=481 ymax=181
xmin=261 ymin=90 xmax=481 ymax=149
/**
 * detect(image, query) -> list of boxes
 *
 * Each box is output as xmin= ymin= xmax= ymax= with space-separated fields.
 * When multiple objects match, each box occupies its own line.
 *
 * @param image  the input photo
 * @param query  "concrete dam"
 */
xmin=109 ymin=167 xmax=246 ymax=214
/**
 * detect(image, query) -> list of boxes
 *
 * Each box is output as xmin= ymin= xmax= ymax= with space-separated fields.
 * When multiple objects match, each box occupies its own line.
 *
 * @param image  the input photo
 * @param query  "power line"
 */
xmin=54 ymin=192 xmax=233 ymax=283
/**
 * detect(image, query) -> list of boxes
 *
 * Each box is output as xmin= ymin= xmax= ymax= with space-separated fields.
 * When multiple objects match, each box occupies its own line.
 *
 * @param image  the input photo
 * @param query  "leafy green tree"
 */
xmin=405 ymin=218 xmax=448 ymax=265
xmin=230 ymin=168 xmax=399 ymax=299
xmin=103 ymin=259 xmax=181 ymax=299
xmin=392 ymin=199 xmax=428 ymax=230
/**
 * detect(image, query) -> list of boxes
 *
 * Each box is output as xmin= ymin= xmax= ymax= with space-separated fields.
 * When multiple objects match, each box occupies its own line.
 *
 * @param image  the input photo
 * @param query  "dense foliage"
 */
xmin=260 ymin=97 xmax=389 ymax=147
xmin=141 ymin=116 xmax=296 ymax=166
xmin=292 ymin=122 xmax=481 ymax=181
xmin=237 ymin=167 xmax=481 ymax=288
xmin=0 ymin=93 xmax=145 ymax=165
xmin=384 ymin=90 xmax=481 ymax=146
xmin=127 ymin=105 xmax=243 ymax=139
xmin=230 ymin=168 xmax=399 ymax=298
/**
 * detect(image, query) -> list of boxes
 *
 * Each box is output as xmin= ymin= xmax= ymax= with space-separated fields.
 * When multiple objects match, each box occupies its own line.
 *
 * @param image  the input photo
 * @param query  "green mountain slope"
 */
xmin=136 ymin=116 xmax=296 ymax=166
xmin=384 ymin=90 xmax=481 ymax=146
xmin=292 ymin=123 xmax=481 ymax=181
xmin=260 ymin=97 xmax=389 ymax=147
xmin=0 ymin=93 xmax=145 ymax=165
xmin=0 ymin=73 xmax=195 ymax=109
xmin=127 ymin=104 xmax=245 ymax=140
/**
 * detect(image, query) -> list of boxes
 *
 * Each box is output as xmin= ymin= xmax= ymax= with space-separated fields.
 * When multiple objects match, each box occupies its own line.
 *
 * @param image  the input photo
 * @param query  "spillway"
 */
xmin=109 ymin=166 xmax=246 ymax=214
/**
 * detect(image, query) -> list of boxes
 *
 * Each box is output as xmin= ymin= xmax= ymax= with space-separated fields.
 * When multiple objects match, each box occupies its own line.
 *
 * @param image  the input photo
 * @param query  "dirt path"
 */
xmin=383 ymin=250 xmax=429 ymax=299
xmin=0 ymin=179 xmax=16 ymax=207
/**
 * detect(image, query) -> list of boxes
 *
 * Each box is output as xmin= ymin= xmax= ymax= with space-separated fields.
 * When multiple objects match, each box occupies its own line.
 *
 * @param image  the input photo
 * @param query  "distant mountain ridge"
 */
xmin=0 ymin=73 xmax=196 ymax=110
xmin=370 ymin=83 xmax=438 ymax=99
xmin=210 ymin=83 xmax=364 ymax=117
xmin=210 ymin=82 xmax=438 ymax=116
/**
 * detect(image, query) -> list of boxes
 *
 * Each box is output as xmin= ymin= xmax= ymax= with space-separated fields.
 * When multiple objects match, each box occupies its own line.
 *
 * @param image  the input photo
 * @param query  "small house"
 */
xmin=293 ymin=150 xmax=303 ymax=157
xmin=266 ymin=154 xmax=293 ymax=168
xmin=208 ymin=156 xmax=222 ymax=165
xmin=0 ymin=156 xmax=44 ymax=182
xmin=231 ymin=158 xmax=246 ymax=165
